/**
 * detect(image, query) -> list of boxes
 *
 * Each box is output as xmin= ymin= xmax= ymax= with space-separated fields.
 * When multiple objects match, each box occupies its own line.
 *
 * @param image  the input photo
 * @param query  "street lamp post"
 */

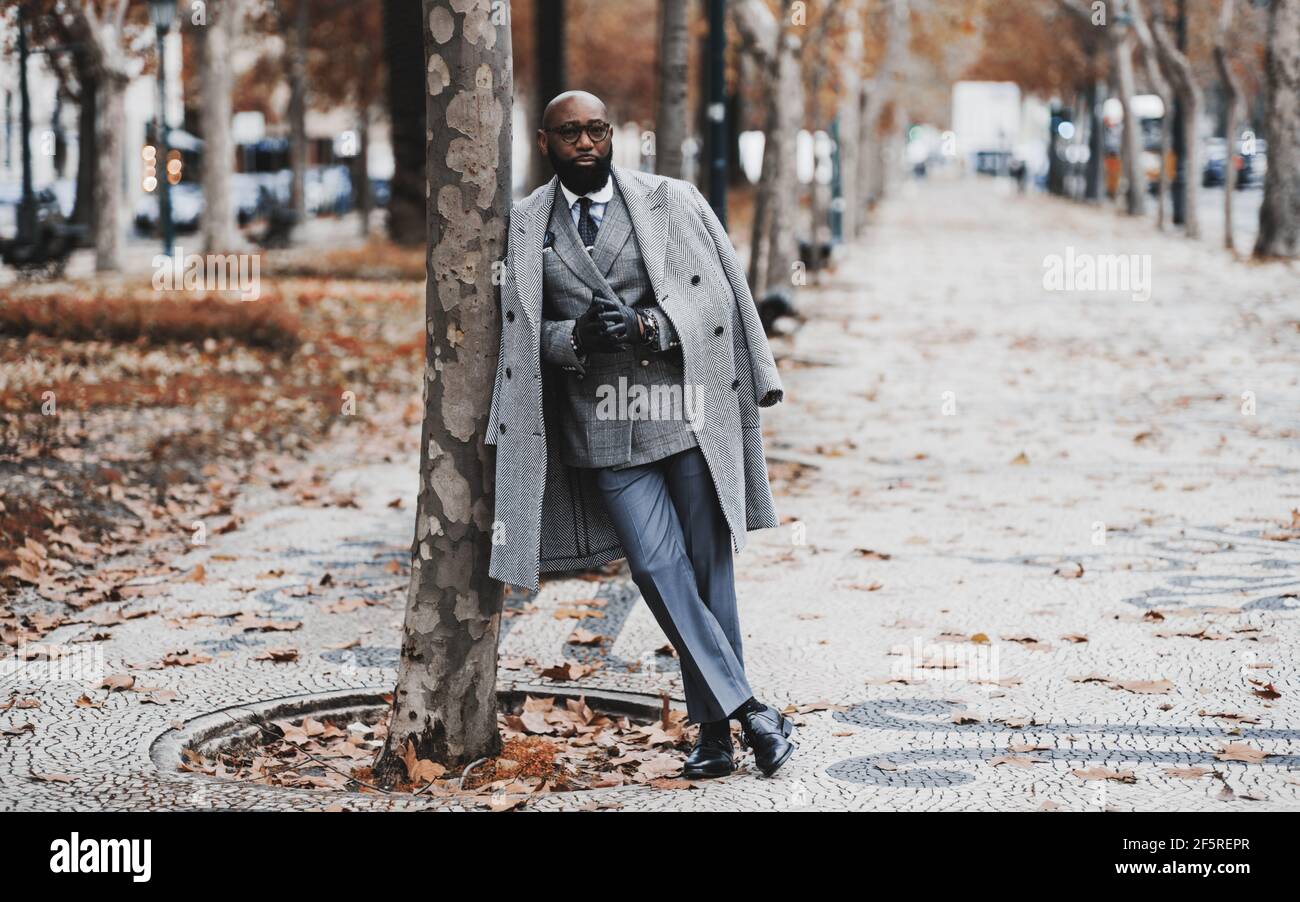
xmin=705 ymin=0 xmax=727 ymax=230
xmin=149 ymin=0 xmax=177 ymax=258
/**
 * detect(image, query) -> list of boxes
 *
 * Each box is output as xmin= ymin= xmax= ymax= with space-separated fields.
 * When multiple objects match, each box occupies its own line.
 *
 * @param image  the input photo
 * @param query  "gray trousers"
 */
xmin=592 ymin=446 xmax=753 ymax=723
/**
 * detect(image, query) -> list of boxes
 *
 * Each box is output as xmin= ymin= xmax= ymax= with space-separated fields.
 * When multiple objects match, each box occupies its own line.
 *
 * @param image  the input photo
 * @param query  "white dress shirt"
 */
xmin=560 ymin=176 xmax=614 ymax=239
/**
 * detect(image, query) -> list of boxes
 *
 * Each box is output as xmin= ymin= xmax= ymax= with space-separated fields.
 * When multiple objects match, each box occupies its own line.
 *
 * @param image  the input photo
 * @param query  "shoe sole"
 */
xmin=681 ymin=765 xmax=735 ymax=780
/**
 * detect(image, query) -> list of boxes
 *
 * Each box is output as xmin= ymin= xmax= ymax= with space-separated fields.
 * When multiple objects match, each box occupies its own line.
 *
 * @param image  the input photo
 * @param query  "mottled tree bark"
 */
xmin=199 ymin=0 xmax=246 ymax=254
xmin=373 ymin=0 xmax=512 ymax=784
xmin=655 ymin=0 xmax=689 ymax=180
xmin=1255 ymin=0 xmax=1299 ymax=259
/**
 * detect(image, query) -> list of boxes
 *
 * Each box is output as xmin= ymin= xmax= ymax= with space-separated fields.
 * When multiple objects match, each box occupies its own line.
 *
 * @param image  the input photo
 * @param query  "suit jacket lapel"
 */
xmin=614 ymin=166 xmax=670 ymax=307
xmin=550 ymin=185 xmax=617 ymax=299
xmin=590 ymin=186 xmax=633 ymax=277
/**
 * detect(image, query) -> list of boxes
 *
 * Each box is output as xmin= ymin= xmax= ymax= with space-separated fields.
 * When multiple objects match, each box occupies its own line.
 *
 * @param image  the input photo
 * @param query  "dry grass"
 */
xmin=0 ymin=293 xmax=300 ymax=351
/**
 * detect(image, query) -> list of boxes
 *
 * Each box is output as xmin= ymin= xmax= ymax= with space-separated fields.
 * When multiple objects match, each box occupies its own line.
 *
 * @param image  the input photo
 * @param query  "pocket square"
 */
xmin=543 ymin=229 xmax=556 ymax=250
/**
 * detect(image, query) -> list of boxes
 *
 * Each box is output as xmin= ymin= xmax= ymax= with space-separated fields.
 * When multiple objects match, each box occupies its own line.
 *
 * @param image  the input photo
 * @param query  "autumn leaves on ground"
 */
xmin=1 ymin=244 xmax=424 ymax=628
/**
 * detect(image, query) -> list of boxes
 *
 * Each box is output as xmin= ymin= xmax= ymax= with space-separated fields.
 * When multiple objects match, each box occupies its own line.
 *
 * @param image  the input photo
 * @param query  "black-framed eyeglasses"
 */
xmin=546 ymin=120 xmax=612 ymax=144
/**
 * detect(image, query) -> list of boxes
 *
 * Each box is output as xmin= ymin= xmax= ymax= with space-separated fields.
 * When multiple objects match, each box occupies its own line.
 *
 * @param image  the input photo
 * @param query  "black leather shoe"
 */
xmin=736 ymin=704 xmax=795 ymax=777
xmin=681 ymin=721 xmax=735 ymax=779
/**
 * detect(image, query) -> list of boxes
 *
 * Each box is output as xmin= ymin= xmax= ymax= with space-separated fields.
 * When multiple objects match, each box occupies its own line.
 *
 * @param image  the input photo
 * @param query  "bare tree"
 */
xmin=836 ymin=0 xmax=865 ymax=239
xmin=197 ymin=0 xmax=246 ymax=254
xmin=1213 ymin=0 xmax=1243 ymax=252
xmin=804 ymin=0 xmax=845 ymax=248
xmin=1058 ymin=0 xmax=1144 ymax=215
xmin=857 ymin=0 xmax=908 ymax=232
xmin=654 ymin=0 xmax=689 ymax=179
xmin=64 ymin=0 xmax=132 ymax=272
xmin=284 ymin=0 xmax=310 ymax=223
xmin=1130 ymin=0 xmax=1172 ymax=229
xmin=1146 ymin=0 xmax=1201 ymax=239
xmin=734 ymin=0 xmax=802 ymax=298
xmin=373 ymin=0 xmax=512 ymax=784
xmin=1254 ymin=0 xmax=1299 ymax=259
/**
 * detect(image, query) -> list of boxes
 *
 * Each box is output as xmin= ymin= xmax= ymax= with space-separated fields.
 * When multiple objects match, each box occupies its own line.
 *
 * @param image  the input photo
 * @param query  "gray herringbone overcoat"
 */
xmin=486 ymin=165 xmax=784 ymax=589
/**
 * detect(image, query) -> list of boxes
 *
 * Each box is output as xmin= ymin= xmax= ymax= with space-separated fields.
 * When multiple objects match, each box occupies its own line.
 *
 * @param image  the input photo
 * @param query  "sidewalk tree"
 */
xmin=734 ymin=0 xmax=802 ymax=299
xmin=654 ymin=0 xmax=689 ymax=180
xmin=1212 ymin=0 xmax=1244 ymax=251
xmin=1145 ymin=0 xmax=1203 ymax=238
xmin=1129 ymin=0 xmax=1174 ymax=229
xmin=307 ymin=0 xmax=385 ymax=238
xmin=373 ymin=0 xmax=512 ymax=783
xmin=1057 ymin=0 xmax=1145 ymax=216
xmin=194 ymin=0 xmax=247 ymax=254
xmin=62 ymin=0 xmax=139 ymax=272
xmin=1254 ymin=0 xmax=1299 ymax=259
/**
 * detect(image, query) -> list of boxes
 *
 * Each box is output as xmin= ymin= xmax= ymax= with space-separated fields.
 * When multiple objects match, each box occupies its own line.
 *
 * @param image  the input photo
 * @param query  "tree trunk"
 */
xmin=1113 ymin=30 xmax=1146 ymax=215
xmin=655 ymin=0 xmax=689 ymax=179
xmin=1213 ymin=0 xmax=1242 ymax=252
xmin=837 ymin=1 xmax=864 ymax=240
xmin=1149 ymin=8 xmax=1202 ymax=239
xmin=199 ymin=0 xmax=244 ymax=254
xmin=1254 ymin=0 xmax=1299 ymax=259
xmin=93 ymin=74 xmax=126 ymax=272
xmin=287 ymin=0 xmax=310 ymax=223
xmin=357 ymin=109 xmax=372 ymax=237
xmin=71 ymin=65 xmax=97 ymax=236
xmin=733 ymin=0 xmax=800 ymax=298
xmin=1130 ymin=0 xmax=1172 ymax=229
xmin=384 ymin=0 xmax=427 ymax=245
xmin=856 ymin=0 xmax=907 ymax=232
xmin=372 ymin=0 xmax=512 ymax=785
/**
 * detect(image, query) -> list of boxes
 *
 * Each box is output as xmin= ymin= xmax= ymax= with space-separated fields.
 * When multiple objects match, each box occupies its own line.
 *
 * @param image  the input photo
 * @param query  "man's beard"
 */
xmin=549 ymin=143 xmax=613 ymax=195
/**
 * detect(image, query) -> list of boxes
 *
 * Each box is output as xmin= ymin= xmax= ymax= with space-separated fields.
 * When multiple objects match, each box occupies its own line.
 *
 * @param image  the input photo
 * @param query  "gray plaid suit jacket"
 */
xmin=487 ymin=165 xmax=784 ymax=589
xmin=538 ymin=177 xmax=699 ymax=469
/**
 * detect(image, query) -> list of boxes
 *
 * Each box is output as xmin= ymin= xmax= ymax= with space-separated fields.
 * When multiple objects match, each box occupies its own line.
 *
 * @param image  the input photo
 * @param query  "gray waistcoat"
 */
xmin=542 ymin=179 xmax=699 ymax=469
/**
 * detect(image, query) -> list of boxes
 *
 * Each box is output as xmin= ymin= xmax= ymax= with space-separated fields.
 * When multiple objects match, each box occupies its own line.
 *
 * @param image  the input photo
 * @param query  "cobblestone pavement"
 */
xmin=4 ymin=179 xmax=1298 ymax=812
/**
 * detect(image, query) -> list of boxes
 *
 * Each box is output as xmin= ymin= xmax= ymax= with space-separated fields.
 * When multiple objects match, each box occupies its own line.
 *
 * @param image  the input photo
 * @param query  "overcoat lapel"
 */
xmin=614 ymin=165 xmax=670 ymax=308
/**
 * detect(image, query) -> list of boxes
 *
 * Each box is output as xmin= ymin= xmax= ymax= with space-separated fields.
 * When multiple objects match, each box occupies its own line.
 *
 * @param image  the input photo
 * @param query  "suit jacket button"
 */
xmin=691 ymin=275 xmax=701 ymax=285
xmin=506 ymin=310 xmax=515 ymax=322
xmin=714 ymin=325 xmax=724 ymax=336
xmin=505 ymin=367 xmax=512 ymax=379
xmin=731 ymin=378 xmax=740 ymax=390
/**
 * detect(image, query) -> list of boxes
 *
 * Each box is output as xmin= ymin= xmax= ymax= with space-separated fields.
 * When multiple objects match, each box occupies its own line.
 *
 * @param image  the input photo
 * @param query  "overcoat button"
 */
xmin=505 ymin=367 xmax=512 ymax=379
xmin=691 ymin=275 xmax=701 ymax=285
xmin=731 ymin=378 xmax=740 ymax=390
xmin=714 ymin=325 xmax=724 ymax=336
xmin=500 ymin=423 xmax=507 ymax=433
xmin=506 ymin=310 xmax=515 ymax=322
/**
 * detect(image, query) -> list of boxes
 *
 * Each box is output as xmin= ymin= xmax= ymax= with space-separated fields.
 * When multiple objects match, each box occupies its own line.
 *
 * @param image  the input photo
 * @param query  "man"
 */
xmin=486 ymin=91 xmax=794 ymax=778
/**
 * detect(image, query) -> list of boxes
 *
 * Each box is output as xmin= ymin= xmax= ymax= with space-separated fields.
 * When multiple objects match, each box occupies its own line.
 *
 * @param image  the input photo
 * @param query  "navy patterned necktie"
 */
xmin=577 ymin=196 xmax=598 ymax=248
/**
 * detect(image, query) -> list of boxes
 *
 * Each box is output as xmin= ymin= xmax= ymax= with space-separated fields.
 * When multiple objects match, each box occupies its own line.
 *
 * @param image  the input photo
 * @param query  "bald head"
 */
xmin=542 ymin=91 xmax=608 ymax=129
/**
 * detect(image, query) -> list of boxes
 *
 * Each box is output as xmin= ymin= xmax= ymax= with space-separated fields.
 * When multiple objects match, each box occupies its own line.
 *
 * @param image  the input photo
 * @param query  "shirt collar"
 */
xmin=559 ymin=171 xmax=615 ymax=211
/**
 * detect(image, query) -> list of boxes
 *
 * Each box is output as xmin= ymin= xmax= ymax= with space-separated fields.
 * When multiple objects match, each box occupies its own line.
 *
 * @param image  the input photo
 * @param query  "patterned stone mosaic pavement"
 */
xmin=3 ymin=180 xmax=1298 ymax=811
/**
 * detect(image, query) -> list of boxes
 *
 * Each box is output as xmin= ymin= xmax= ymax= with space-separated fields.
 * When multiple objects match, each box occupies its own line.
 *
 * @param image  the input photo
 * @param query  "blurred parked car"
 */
xmin=1202 ymin=136 xmax=1267 ymax=190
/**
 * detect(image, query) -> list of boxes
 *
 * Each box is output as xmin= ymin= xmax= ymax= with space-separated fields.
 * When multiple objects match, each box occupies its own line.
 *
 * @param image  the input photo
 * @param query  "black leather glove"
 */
xmin=579 ymin=296 xmax=639 ymax=353
xmin=597 ymin=295 xmax=644 ymax=348
xmin=575 ymin=296 xmax=628 ymax=353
